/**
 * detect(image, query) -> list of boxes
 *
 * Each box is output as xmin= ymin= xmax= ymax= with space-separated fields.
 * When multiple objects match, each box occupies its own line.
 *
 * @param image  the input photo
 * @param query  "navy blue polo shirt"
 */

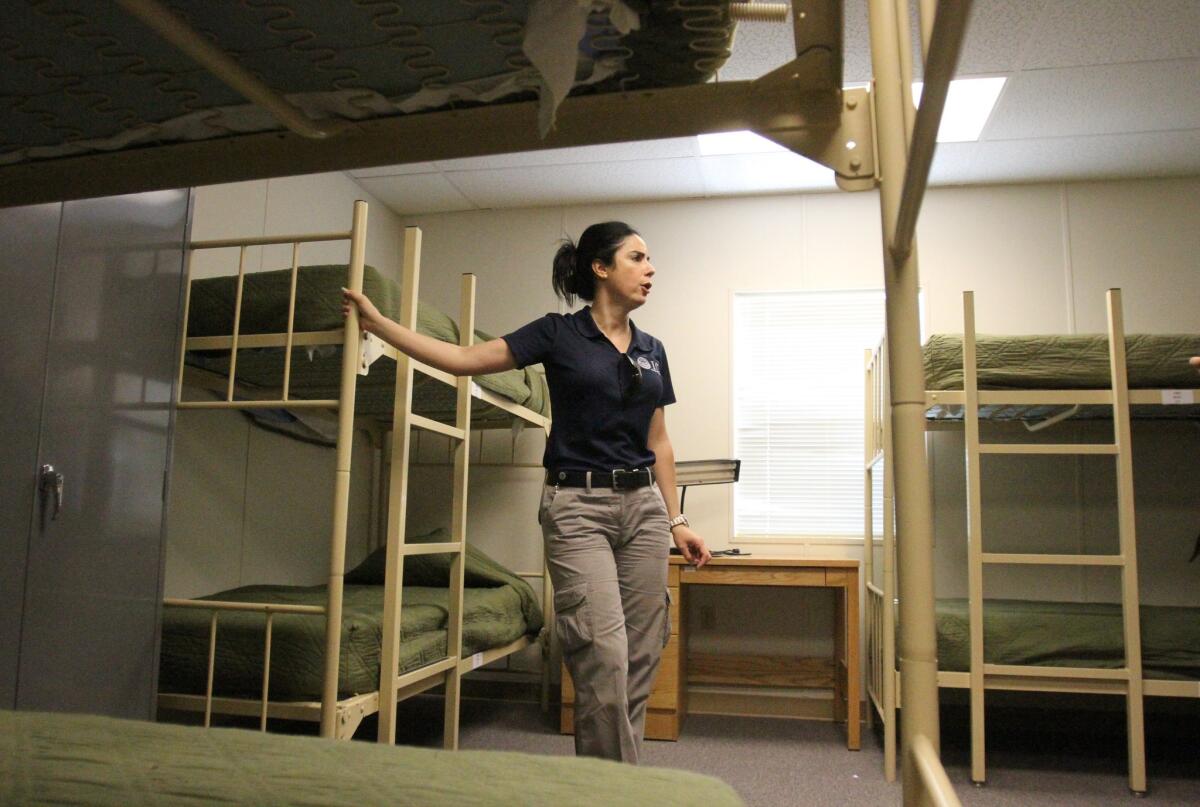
xmin=503 ymin=306 xmax=675 ymax=472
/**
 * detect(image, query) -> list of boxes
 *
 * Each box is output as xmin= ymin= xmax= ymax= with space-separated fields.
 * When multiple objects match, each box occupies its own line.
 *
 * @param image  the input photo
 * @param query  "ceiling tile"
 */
xmin=348 ymin=162 xmax=440 ymax=178
xmin=984 ymin=60 xmax=1200 ymax=140
xmin=956 ymin=0 xmax=1043 ymax=75
xmin=941 ymin=130 xmax=1200 ymax=185
xmin=355 ymin=173 xmax=475 ymax=215
xmin=445 ymin=159 xmax=706 ymax=208
xmin=697 ymin=152 xmax=836 ymax=194
xmin=1020 ymin=0 xmax=1200 ymax=69
xmin=435 ymin=138 xmax=698 ymax=171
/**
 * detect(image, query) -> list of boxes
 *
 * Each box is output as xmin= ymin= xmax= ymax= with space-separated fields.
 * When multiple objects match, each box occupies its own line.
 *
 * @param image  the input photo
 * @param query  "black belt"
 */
xmin=548 ymin=469 xmax=655 ymax=490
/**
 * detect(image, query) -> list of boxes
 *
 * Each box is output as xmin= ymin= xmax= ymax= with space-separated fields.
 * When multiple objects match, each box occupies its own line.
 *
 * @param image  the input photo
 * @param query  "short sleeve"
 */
xmin=502 ymin=314 xmax=559 ymax=369
xmin=657 ymin=343 xmax=676 ymax=407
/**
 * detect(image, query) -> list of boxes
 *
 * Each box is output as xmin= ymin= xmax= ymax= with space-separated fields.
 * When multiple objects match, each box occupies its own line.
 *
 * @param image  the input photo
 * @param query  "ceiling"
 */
xmin=351 ymin=0 xmax=1200 ymax=216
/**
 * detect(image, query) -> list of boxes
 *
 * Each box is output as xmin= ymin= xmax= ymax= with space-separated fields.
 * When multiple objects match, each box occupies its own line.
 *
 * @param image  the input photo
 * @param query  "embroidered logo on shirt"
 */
xmin=636 ymin=356 xmax=660 ymax=373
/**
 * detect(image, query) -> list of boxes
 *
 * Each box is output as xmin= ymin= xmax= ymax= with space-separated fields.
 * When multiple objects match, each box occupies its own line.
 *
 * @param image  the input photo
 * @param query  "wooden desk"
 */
xmin=562 ymin=556 xmax=861 ymax=750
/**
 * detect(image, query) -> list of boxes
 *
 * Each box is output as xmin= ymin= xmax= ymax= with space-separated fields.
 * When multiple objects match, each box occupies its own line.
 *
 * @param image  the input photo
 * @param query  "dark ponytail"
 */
xmin=551 ymin=221 xmax=639 ymax=306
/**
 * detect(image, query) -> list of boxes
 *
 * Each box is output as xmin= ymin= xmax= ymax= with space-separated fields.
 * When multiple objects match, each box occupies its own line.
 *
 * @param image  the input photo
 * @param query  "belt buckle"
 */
xmin=612 ymin=469 xmax=639 ymax=490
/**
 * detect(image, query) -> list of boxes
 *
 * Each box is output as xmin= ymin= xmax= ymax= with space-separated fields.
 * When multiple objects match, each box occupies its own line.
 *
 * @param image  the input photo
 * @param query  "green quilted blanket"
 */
xmin=186 ymin=264 xmax=549 ymax=421
xmin=923 ymin=334 xmax=1200 ymax=390
xmin=1 ymin=710 xmax=745 ymax=807
xmin=159 ymin=584 xmax=538 ymax=700
xmin=934 ymin=599 xmax=1200 ymax=680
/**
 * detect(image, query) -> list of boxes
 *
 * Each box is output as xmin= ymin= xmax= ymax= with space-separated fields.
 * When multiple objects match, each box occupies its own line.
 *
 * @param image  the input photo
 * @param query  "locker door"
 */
xmin=0 ymin=203 xmax=62 ymax=709
xmin=16 ymin=190 xmax=190 ymax=718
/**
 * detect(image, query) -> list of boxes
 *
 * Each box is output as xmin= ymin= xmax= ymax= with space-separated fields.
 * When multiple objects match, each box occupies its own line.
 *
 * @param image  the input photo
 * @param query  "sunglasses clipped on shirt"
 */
xmin=619 ymin=353 xmax=643 ymax=403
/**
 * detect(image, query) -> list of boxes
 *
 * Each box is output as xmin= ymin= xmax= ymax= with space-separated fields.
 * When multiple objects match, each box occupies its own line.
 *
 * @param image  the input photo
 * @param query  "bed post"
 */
xmin=867 ymin=1 xmax=968 ymax=802
xmin=442 ymin=273 xmax=476 ymax=750
xmin=377 ymin=227 xmax=423 ymax=744
xmin=1106 ymin=289 xmax=1146 ymax=794
xmin=961 ymin=291 xmax=987 ymax=783
xmin=321 ymin=199 xmax=368 ymax=737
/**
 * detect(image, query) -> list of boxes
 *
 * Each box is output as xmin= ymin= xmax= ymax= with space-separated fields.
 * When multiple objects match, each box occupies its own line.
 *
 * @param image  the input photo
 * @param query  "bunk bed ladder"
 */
xmin=375 ymin=227 xmax=473 ymax=750
xmin=864 ymin=343 xmax=899 ymax=782
xmin=960 ymin=290 xmax=1146 ymax=793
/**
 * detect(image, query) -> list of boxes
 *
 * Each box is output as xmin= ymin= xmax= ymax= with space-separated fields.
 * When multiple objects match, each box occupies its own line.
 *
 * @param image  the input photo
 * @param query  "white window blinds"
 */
xmin=733 ymin=289 xmax=886 ymax=537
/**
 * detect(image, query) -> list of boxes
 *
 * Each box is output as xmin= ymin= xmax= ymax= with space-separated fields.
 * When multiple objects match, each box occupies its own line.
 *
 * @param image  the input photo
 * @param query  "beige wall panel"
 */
xmin=919 ymin=184 xmax=1069 ymax=335
xmin=800 ymin=190 xmax=885 ymax=289
xmin=464 ymin=465 xmax=546 ymax=579
xmin=260 ymin=173 xmax=404 ymax=280
xmin=1066 ymin=177 xmax=1200 ymax=333
xmin=403 ymin=208 xmax=563 ymax=332
xmin=238 ymin=427 xmax=374 ymax=586
xmin=165 ymin=408 xmax=250 ymax=599
xmin=189 ymin=180 xmax=268 ymax=279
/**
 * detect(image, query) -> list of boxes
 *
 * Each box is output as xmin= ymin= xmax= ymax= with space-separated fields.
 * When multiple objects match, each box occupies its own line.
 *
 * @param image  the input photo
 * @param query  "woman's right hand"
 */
xmin=342 ymin=287 xmax=382 ymax=334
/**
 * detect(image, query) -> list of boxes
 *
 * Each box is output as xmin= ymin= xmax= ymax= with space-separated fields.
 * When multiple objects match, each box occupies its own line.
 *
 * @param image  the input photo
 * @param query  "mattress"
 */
xmin=2 ymin=1 xmax=736 ymax=167
xmin=1 ymin=710 xmax=746 ymax=807
xmin=923 ymin=334 xmax=1200 ymax=391
xmin=935 ymin=598 xmax=1200 ymax=681
xmin=160 ymin=583 xmax=537 ymax=701
xmin=185 ymin=264 xmax=550 ymax=423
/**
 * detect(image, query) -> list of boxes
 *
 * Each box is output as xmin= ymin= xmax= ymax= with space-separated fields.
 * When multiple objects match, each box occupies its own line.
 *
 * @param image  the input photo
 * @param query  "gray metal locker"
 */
xmin=0 ymin=190 xmax=190 ymax=718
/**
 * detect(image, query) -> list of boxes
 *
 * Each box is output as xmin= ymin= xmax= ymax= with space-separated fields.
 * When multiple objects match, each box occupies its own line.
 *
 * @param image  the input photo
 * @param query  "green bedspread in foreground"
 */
xmin=935 ymin=599 xmax=1200 ymax=680
xmin=186 ymin=264 xmax=549 ymax=420
xmin=1 ymin=710 xmax=745 ymax=807
xmin=923 ymin=334 xmax=1200 ymax=391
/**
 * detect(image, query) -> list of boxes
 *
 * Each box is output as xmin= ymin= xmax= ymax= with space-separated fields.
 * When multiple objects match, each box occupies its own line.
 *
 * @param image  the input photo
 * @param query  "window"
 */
xmin=733 ymin=289 xmax=887 ymax=538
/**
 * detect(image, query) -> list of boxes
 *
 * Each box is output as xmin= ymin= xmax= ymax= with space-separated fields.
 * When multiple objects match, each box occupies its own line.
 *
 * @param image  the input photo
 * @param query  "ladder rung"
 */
xmin=410 ymin=413 xmax=466 ymax=440
xmin=396 ymin=541 xmax=463 ymax=556
xmin=978 ymin=443 xmax=1117 ymax=455
xmin=392 ymin=656 xmax=458 ymax=691
xmin=177 ymin=399 xmax=338 ymax=410
xmin=981 ymin=552 xmax=1125 ymax=567
xmin=983 ymin=664 xmax=1130 ymax=681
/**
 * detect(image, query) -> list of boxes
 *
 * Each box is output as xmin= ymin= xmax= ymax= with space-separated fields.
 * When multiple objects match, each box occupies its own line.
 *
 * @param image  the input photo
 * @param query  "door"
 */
xmin=3 ymin=190 xmax=190 ymax=718
xmin=0 ymin=203 xmax=61 ymax=709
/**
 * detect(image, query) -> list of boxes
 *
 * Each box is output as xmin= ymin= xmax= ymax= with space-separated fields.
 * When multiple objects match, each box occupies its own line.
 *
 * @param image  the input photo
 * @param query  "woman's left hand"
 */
xmin=672 ymin=525 xmax=711 ymax=568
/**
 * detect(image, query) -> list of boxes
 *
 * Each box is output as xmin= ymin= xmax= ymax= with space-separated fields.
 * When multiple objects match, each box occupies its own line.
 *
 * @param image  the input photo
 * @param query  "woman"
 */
xmin=343 ymin=221 xmax=709 ymax=764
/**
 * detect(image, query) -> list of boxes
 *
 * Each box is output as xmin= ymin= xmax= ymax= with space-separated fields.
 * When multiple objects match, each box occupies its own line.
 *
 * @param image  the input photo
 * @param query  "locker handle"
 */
xmin=40 ymin=464 xmax=64 ymax=520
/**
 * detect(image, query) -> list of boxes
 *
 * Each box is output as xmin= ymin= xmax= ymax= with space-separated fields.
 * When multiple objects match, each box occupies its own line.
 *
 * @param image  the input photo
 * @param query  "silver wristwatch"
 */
xmin=668 ymin=514 xmax=689 ymax=530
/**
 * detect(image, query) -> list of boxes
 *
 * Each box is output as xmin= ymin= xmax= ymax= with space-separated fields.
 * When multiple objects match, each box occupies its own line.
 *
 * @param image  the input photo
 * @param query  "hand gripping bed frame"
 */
xmin=2 ymin=2 xmax=974 ymax=804
xmin=864 ymin=290 xmax=1200 ymax=794
xmin=162 ymin=201 xmax=553 ymax=745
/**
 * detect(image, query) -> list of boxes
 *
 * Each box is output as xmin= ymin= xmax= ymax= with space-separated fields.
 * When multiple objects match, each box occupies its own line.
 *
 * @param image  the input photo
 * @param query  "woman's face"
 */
xmin=595 ymin=234 xmax=655 ymax=309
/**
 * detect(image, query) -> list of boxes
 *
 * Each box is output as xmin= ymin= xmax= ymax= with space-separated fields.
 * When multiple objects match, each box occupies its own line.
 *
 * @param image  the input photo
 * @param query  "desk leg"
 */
xmin=833 ymin=590 xmax=846 ymax=723
xmin=846 ymin=572 xmax=861 ymax=750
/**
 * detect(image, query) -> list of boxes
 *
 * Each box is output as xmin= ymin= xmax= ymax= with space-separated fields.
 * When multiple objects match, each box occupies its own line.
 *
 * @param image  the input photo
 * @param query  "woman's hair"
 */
xmin=551 ymin=221 xmax=639 ymax=305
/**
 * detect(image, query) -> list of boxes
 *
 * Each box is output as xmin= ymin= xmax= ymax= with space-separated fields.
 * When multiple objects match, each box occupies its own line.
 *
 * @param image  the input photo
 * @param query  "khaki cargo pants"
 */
xmin=540 ymin=481 xmax=672 ymax=764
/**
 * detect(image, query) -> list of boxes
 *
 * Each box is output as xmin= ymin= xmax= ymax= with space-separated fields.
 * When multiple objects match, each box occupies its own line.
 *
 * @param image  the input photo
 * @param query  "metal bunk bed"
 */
xmin=865 ymin=290 xmax=1200 ymax=793
xmin=159 ymin=201 xmax=553 ymax=745
xmin=2 ymin=1 xmax=970 ymax=803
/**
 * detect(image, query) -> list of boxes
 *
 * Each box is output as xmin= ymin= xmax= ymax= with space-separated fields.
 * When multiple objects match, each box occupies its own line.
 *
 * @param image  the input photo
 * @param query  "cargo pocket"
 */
xmin=537 ymin=485 xmax=557 ymax=526
xmin=661 ymin=588 xmax=673 ymax=648
xmin=554 ymin=583 xmax=593 ymax=655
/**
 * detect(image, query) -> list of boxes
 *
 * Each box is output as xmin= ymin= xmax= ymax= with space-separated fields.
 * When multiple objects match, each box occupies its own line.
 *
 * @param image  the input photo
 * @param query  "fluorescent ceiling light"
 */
xmin=912 ymin=76 xmax=1006 ymax=142
xmin=696 ymin=130 xmax=788 ymax=156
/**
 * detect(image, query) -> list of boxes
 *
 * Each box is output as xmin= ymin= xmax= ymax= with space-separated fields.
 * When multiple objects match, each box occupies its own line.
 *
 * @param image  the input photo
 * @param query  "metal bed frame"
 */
xmin=160 ymin=201 xmax=553 ymax=746
xmin=864 ymin=289 xmax=1200 ymax=794
xmin=4 ymin=1 xmax=972 ymax=803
